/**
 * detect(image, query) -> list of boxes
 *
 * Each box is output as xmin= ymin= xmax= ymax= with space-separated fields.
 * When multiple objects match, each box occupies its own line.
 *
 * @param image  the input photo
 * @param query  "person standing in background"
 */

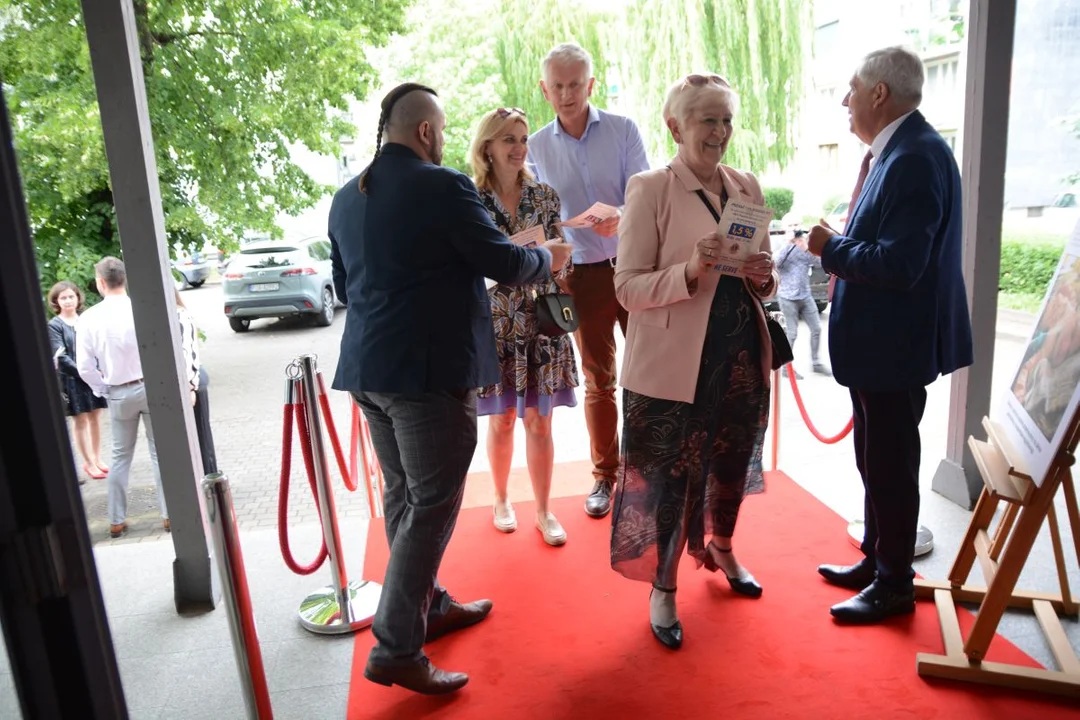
xmin=175 ymin=288 xmax=217 ymax=476
xmin=76 ymin=257 xmax=168 ymax=538
xmin=528 ymin=42 xmax=650 ymax=519
xmin=47 ymin=280 xmax=109 ymax=483
xmin=775 ymin=230 xmax=831 ymax=379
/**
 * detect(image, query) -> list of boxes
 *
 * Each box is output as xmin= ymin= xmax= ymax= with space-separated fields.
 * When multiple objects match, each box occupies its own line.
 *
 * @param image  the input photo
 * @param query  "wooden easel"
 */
xmin=914 ymin=410 xmax=1080 ymax=697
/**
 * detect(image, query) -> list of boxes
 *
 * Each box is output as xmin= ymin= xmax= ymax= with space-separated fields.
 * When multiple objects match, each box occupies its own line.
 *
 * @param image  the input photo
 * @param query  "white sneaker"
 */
xmin=535 ymin=512 xmax=567 ymax=546
xmin=493 ymin=501 xmax=517 ymax=533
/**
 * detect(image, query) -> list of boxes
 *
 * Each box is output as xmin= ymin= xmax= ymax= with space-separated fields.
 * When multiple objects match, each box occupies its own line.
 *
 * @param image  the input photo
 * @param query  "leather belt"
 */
xmin=575 ymin=256 xmax=616 ymax=268
xmin=110 ymin=378 xmax=144 ymax=388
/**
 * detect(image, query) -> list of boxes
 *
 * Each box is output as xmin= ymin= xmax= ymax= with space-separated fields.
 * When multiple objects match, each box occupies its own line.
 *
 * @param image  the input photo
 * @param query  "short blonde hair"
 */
xmin=662 ymin=73 xmax=740 ymax=126
xmin=469 ymin=109 xmax=533 ymax=192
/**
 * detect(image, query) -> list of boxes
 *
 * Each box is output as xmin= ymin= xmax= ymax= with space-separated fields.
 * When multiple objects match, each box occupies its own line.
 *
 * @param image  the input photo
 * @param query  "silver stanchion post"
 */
xmin=203 ymin=473 xmax=274 ymax=720
xmin=295 ymin=353 xmax=381 ymax=634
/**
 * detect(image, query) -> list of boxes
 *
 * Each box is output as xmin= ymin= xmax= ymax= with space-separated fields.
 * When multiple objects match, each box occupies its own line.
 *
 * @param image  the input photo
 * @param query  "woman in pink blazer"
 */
xmin=609 ymin=74 xmax=779 ymax=650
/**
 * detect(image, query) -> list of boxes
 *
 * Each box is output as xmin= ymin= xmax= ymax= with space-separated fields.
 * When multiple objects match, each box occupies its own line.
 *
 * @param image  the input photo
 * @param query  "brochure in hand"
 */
xmin=559 ymin=202 xmax=619 ymax=229
xmin=710 ymin=201 xmax=775 ymax=278
xmin=485 ymin=225 xmax=547 ymax=289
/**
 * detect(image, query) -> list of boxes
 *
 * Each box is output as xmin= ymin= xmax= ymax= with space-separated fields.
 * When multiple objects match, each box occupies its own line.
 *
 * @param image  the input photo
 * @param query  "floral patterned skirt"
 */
xmin=610 ymin=275 xmax=769 ymax=588
xmin=477 ymin=280 xmax=579 ymax=417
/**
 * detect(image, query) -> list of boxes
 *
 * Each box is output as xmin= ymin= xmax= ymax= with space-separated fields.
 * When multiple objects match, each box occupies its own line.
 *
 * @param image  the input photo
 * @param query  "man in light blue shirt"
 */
xmin=528 ymin=42 xmax=650 ymax=518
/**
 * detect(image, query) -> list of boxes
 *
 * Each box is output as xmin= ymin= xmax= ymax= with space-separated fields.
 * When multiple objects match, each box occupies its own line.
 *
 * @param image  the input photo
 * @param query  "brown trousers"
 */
xmin=566 ymin=262 xmax=628 ymax=482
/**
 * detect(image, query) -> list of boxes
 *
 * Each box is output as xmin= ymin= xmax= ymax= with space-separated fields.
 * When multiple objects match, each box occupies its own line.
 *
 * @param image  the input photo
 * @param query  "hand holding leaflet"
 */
xmin=485 ymin=225 xmax=550 ymax=288
xmin=710 ymin=201 xmax=775 ymax=278
xmin=559 ymin=202 xmax=619 ymax=229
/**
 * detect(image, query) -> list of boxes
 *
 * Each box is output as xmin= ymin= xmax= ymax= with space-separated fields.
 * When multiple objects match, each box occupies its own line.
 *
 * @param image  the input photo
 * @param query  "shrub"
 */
xmin=999 ymin=239 xmax=1063 ymax=296
xmin=762 ymin=187 xmax=794 ymax=218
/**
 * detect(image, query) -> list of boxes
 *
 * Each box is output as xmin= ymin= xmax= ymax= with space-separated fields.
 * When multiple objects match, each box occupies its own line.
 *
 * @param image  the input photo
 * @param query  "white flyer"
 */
xmin=486 ymin=225 xmax=547 ymax=288
xmin=509 ymin=225 xmax=545 ymax=248
xmin=710 ymin=201 xmax=774 ymax=277
xmin=560 ymin=202 xmax=619 ymax=229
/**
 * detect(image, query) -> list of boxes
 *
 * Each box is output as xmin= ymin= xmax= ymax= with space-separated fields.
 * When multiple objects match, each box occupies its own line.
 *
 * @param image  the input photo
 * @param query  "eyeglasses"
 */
xmin=684 ymin=73 xmax=730 ymax=88
xmin=495 ymin=107 xmax=526 ymax=118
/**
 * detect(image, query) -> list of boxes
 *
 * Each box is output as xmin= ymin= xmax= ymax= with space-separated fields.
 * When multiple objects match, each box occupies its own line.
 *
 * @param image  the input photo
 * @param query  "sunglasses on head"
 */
xmin=684 ymin=73 xmax=730 ymax=88
xmin=496 ymin=107 xmax=526 ymax=118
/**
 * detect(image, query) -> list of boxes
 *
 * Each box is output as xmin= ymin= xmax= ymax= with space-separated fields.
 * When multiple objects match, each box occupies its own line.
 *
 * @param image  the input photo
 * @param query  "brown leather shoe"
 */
xmin=109 ymin=523 xmax=128 ymax=538
xmin=425 ymin=598 xmax=493 ymax=643
xmin=364 ymin=657 xmax=468 ymax=695
xmin=163 ymin=519 xmax=171 ymax=532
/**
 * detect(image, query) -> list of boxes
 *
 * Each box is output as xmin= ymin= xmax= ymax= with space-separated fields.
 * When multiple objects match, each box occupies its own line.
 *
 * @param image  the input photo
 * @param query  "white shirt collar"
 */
xmin=870 ymin=110 xmax=916 ymax=160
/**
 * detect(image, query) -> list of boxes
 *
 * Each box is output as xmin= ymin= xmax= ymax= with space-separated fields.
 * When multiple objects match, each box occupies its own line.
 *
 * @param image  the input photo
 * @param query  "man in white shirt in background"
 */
xmin=77 ymin=256 xmax=168 ymax=538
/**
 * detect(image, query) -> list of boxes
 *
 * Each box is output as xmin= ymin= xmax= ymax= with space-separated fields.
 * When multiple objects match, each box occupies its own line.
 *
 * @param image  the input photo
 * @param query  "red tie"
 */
xmin=827 ymin=150 xmax=873 ymax=302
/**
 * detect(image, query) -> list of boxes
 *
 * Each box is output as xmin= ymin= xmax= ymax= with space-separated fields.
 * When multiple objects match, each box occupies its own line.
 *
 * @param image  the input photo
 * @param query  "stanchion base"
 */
xmin=846 ymin=520 xmax=934 ymax=557
xmin=298 ymin=580 xmax=382 ymax=635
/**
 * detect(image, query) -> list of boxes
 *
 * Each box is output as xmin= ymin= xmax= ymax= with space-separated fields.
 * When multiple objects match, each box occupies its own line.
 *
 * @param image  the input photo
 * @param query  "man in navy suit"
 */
xmin=329 ymin=83 xmax=571 ymax=694
xmin=807 ymin=46 xmax=973 ymax=624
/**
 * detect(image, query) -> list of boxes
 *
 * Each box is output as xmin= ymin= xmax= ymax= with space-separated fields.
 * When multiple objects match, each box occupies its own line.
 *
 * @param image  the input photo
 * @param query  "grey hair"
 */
xmin=541 ymin=42 xmax=593 ymax=80
xmin=856 ymin=45 xmax=924 ymax=106
xmin=94 ymin=256 xmax=127 ymax=290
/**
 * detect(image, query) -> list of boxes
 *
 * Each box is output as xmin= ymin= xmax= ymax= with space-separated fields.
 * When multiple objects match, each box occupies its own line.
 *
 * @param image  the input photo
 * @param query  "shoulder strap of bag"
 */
xmin=694 ymin=189 xmax=722 ymax=223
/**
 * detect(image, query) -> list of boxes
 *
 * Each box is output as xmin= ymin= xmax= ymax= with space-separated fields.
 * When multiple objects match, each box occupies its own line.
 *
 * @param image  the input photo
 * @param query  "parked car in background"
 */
xmin=173 ymin=250 xmax=210 ymax=289
xmin=221 ymin=237 xmax=338 ymax=332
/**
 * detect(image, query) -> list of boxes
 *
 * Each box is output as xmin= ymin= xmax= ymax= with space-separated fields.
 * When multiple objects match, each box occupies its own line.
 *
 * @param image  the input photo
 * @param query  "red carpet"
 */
xmin=348 ymin=469 xmax=1080 ymax=719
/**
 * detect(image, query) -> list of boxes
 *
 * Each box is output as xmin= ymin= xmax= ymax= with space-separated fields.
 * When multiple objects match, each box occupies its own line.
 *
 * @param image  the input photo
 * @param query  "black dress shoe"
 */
xmin=704 ymin=543 xmax=763 ymax=598
xmin=425 ymin=598 xmax=493 ymax=643
xmin=651 ymin=620 xmax=683 ymax=650
xmin=817 ymin=560 xmax=876 ymax=591
xmin=830 ymin=580 xmax=915 ymax=624
xmin=584 ymin=478 xmax=614 ymax=518
xmin=364 ymin=657 xmax=468 ymax=695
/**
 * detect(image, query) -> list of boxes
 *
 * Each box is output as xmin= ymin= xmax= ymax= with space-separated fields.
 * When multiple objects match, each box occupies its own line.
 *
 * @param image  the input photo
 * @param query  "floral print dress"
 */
xmin=610 ymin=274 xmax=769 ymax=590
xmin=476 ymin=179 xmax=579 ymax=417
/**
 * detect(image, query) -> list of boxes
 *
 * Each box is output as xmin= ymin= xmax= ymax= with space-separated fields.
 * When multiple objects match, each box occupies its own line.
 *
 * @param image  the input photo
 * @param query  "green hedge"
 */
xmin=999 ymin=240 xmax=1063 ymax=296
xmin=762 ymin=187 xmax=794 ymax=218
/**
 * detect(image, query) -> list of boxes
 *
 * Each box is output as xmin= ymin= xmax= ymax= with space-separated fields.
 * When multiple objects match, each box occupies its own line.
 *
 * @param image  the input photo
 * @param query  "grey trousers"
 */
xmin=779 ymin=296 xmax=822 ymax=363
xmin=106 ymin=381 xmax=166 ymax=525
xmin=352 ymin=389 xmax=477 ymax=667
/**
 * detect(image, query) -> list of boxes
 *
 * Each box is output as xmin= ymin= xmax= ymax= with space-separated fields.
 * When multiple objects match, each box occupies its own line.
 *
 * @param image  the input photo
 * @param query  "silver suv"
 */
xmin=221 ymin=237 xmax=337 ymax=332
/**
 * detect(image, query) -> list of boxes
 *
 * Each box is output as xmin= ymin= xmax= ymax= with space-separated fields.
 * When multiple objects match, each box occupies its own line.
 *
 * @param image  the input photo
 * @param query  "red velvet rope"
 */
xmin=785 ymin=367 xmax=854 ymax=444
xmin=277 ymin=399 xmax=328 ymax=575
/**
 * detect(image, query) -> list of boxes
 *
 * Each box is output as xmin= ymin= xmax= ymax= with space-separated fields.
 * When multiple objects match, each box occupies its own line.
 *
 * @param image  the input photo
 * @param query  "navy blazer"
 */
xmin=823 ymin=111 xmax=973 ymax=391
xmin=328 ymin=144 xmax=552 ymax=394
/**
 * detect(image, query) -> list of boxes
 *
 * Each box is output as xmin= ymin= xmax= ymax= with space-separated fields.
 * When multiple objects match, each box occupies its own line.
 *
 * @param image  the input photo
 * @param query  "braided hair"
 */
xmin=358 ymin=82 xmax=439 ymax=194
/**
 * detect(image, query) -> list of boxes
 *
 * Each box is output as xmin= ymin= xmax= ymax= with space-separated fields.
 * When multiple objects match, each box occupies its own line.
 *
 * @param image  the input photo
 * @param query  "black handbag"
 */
xmin=693 ymin=190 xmax=793 ymax=370
xmin=534 ymin=290 xmax=579 ymax=336
xmin=491 ymin=204 xmax=579 ymax=337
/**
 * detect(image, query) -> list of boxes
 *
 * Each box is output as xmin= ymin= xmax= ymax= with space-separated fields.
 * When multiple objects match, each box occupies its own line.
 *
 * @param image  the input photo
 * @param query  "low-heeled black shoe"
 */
xmin=704 ymin=543 xmax=763 ymax=598
xmin=830 ymin=580 xmax=915 ymax=624
xmin=651 ymin=620 xmax=683 ymax=650
xmin=817 ymin=560 xmax=876 ymax=591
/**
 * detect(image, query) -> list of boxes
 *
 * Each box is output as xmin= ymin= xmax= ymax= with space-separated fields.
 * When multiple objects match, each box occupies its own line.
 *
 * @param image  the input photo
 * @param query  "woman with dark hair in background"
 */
xmin=175 ymin=289 xmax=218 ymax=475
xmin=47 ymin=280 xmax=108 ymax=483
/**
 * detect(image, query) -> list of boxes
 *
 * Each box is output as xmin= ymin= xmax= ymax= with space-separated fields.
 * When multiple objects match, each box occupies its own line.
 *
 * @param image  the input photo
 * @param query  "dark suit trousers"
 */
xmin=850 ymin=387 xmax=927 ymax=591
xmin=353 ymin=389 xmax=477 ymax=667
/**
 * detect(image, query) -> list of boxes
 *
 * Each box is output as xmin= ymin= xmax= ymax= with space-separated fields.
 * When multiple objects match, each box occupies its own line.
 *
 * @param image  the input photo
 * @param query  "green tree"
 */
xmin=379 ymin=0 xmax=503 ymax=174
xmin=615 ymin=0 xmax=809 ymax=172
xmin=494 ymin=0 xmax=613 ymax=130
xmin=0 ymin=0 xmax=407 ymax=294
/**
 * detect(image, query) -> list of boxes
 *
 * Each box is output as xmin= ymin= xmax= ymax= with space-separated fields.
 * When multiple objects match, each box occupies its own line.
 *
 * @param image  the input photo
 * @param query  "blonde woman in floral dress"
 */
xmin=469 ymin=107 xmax=579 ymax=546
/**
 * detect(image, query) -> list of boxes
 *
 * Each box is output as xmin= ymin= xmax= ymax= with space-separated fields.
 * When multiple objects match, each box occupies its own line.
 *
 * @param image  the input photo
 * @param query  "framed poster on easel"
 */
xmin=913 ymin=219 xmax=1080 ymax=698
